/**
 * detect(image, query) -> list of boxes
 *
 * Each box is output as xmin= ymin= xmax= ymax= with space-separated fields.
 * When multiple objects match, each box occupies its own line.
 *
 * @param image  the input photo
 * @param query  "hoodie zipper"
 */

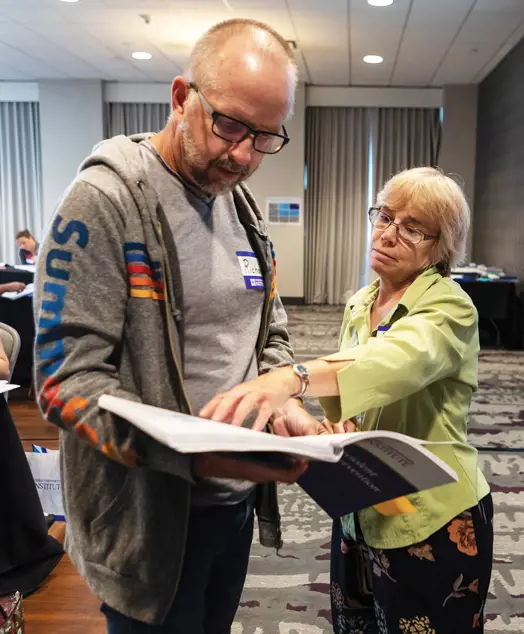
xmin=135 ymin=182 xmax=191 ymax=619
xmin=156 ymin=222 xmax=192 ymax=620
xmin=155 ymin=220 xmax=193 ymax=416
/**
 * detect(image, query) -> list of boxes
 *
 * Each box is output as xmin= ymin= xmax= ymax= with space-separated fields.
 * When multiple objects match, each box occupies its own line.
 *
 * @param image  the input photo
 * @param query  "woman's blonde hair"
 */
xmin=375 ymin=167 xmax=470 ymax=276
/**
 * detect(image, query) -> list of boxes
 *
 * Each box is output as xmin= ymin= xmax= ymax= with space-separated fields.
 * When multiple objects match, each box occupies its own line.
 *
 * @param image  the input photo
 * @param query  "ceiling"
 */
xmin=1 ymin=0 xmax=524 ymax=86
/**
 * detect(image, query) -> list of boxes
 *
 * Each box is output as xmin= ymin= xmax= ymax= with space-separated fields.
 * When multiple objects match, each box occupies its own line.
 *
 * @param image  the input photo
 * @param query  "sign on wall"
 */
xmin=266 ymin=197 xmax=302 ymax=225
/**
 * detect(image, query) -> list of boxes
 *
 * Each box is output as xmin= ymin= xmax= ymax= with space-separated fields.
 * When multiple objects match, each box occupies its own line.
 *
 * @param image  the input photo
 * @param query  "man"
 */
xmin=34 ymin=17 xmax=315 ymax=634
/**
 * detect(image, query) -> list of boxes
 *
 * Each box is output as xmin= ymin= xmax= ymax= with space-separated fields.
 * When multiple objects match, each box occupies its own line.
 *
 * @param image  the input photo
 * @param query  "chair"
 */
xmin=0 ymin=322 xmax=21 ymax=390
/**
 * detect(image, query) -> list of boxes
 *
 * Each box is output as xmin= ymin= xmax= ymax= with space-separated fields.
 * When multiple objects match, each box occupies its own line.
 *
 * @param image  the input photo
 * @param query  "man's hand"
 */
xmin=272 ymin=399 xmax=324 ymax=438
xmin=193 ymin=453 xmax=308 ymax=484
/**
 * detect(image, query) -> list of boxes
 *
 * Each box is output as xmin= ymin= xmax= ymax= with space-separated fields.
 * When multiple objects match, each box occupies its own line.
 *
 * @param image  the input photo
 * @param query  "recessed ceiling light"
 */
xmin=368 ymin=0 xmax=394 ymax=6
xmin=59 ymin=0 xmax=80 ymax=3
xmin=363 ymin=54 xmax=384 ymax=64
xmin=132 ymin=51 xmax=152 ymax=60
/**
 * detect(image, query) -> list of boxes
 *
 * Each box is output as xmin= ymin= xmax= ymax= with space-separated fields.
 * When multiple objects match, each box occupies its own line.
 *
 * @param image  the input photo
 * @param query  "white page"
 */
xmin=13 ymin=264 xmax=36 ymax=272
xmin=0 ymin=381 xmax=20 ymax=394
xmin=99 ymin=395 xmax=459 ymax=480
xmin=99 ymin=395 xmax=340 ymax=462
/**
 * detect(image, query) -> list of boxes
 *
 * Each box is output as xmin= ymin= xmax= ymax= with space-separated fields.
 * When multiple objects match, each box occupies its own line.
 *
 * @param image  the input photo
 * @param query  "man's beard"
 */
xmin=181 ymin=126 xmax=252 ymax=196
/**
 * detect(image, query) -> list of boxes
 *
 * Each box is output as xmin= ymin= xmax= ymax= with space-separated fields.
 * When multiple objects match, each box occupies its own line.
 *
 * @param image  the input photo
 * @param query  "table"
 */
xmin=0 ymin=268 xmax=34 ymax=285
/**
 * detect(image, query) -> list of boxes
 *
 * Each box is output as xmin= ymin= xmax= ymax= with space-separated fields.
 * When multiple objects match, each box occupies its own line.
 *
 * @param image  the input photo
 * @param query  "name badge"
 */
xmin=236 ymin=250 xmax=264 ymax=290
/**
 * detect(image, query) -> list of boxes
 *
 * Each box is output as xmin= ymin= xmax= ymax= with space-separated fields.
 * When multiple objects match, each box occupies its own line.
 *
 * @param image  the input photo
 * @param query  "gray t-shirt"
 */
xmin=140 ymin=141 xmax=263 ymax=505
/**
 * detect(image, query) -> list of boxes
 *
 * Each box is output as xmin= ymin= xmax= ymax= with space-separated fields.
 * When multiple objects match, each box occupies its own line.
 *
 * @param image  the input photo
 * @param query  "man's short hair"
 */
xmin=186 ymin=18 xmax=298 ymax=92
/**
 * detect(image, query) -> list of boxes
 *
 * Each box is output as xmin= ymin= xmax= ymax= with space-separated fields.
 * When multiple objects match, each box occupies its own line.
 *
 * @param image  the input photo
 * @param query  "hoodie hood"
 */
xmin=79 ymin=134 xmax=157 ymax=216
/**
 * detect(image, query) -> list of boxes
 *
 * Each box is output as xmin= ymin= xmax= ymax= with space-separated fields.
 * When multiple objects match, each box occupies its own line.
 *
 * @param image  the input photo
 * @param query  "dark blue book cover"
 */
xmin=297 ymin=444 xmax=418 ymax=518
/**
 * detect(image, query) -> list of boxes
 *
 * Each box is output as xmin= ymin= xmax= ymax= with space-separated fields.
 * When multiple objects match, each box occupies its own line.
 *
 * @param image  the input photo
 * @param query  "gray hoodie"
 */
xmin=33 ymin=134 xmax=294 ymax=624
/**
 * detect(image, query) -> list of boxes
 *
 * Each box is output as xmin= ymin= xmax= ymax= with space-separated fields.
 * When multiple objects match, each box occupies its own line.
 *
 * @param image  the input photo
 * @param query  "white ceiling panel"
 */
xmin=392 ymin=0 xmax=475 ymax=86
xmin=0 ymin=0 xmax=522 ymax=85
xmin=2 ymin=23 xmax=112 ymax=79
xmin=350 ymin=0 xmax=411 ymax=86
xmin=431 ymin=0 xmax=524 ymax=85
xmin=473 ymin=17 xmax=524 ymax=82
xmin=0 ymin=36 xmax=70 ymax=79
xmin=0 ymin=59 xmax=30 ymax=80
xmin=287 ymin=0 xmax=349 ymax=85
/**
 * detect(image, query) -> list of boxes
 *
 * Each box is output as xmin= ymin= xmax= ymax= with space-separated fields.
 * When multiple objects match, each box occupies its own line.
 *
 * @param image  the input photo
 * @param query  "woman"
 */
xmin=16 ymin=229 xmax=39 ymax=265
xmin=201 ymin=167 xmax=493 ymax=633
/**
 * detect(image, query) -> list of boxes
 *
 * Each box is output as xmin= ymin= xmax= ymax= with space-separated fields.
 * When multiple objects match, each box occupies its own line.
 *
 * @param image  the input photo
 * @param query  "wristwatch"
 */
xmin=291 ymin=364 xmax=311 ymax=398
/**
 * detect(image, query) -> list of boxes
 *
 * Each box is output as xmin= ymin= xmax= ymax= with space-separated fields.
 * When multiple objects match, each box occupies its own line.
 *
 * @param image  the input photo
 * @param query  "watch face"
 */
xmin=295 ymin=364 xmax=310 ymax=377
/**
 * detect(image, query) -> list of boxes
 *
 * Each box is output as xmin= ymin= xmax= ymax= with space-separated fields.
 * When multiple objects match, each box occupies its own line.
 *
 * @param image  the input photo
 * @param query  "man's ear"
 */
xmin=171 ymin=77 xmax=191 ymax=117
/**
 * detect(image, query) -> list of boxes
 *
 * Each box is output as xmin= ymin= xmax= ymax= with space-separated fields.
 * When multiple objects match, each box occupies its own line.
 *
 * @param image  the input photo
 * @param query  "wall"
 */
xmin=247 ymin=84 xmax=306 ymax=300
xmin=439 ymin=85 xmax=478 ymax=258
xmin=473 ymin=37 xmax=524 ymax=278
xmin=39 ymin=80 xmax=104 ymax=227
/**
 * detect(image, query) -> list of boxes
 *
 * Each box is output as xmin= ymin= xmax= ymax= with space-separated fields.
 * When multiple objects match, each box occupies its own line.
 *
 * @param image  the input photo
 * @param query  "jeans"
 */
xmin=102 ymin=495 xmax=254 ymax=634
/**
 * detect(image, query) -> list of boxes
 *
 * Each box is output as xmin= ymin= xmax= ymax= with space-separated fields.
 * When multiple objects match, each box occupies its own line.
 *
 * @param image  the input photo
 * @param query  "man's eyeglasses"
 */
xmin=368 ymin=207 xmax=439 ymax=245
xmin=189 ymin=83 xmax=290 ymax=155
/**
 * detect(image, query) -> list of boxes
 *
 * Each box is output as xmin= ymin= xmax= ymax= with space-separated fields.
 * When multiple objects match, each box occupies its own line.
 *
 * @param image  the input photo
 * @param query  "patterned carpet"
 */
xmin=234 ymin=305 xmax=524 ymax=634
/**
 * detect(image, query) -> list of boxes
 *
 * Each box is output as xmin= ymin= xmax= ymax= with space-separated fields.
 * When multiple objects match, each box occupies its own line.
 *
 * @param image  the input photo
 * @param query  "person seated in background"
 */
xmin=16 ymin=230 xmax=39 ymax=265
xmin=202 ymin=167 xmax=494 ymax=633
xmin=0 ymin=282 xmax=25 ymax=296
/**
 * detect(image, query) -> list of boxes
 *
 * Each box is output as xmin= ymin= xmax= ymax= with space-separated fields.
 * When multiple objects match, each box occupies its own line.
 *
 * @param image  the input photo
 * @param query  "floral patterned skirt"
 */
xmin=330 ymin=494 xmax=493 ymax=634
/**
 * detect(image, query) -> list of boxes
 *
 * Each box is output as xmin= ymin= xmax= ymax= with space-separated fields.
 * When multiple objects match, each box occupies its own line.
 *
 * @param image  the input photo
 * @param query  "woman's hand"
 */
xmin=200 ymin=366 xmax=299 ymax=431
xmin=318 ymin=418 xmax=357 ymax=434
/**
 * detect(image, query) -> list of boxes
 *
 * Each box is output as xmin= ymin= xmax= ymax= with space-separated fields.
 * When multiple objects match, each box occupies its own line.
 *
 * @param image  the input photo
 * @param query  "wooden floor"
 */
xmin=9 ymin=397 xmax=106 ymax=634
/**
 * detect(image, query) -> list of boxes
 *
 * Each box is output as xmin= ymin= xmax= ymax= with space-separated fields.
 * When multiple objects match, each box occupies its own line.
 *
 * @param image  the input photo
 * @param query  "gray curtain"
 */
xmin=104 ymin=102 xmax=171 ymax=138
xmin=0 ymin=102 xmax=43 ymax=265
xmin=305 ymin=107 xmax=370 ymax=305
xmin=373 ymin=107 xmax=441 ymax=198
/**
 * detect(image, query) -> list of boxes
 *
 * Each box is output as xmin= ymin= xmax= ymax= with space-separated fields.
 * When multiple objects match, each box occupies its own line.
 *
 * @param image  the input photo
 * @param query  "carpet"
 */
xmin=234 ymin=306 xmax=524 ymax=633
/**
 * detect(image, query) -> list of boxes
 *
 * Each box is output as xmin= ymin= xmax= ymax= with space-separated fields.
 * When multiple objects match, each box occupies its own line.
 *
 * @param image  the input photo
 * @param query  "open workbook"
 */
xmin=99 ymin=395 xmax=458 ymax=518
